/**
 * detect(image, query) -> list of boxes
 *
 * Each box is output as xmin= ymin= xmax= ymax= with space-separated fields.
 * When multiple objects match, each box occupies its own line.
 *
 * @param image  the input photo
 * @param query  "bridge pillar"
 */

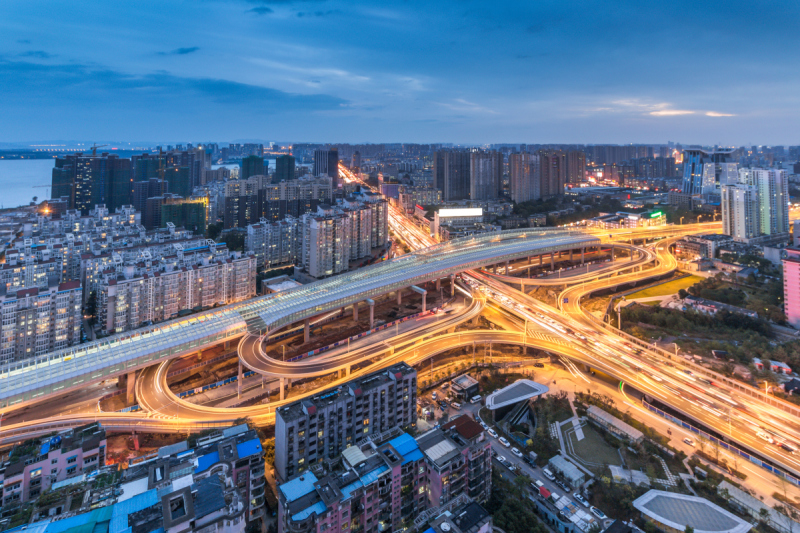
xmin=528 ymin=256 xmax=532 ymax=265
xmin=505 ymin=260 xmax=510 ymax=274
xmin=450 ymin=274 xmax=455 ymax=297
xmin=238 ymin=360 xmax=243 ymax=398
xmin=353 ymin=301 xmax=359 ymax=323
xmin=224 ymin=340 xmax=231 ymax=350
xmin=630 ymin=247 xmax=635 ymax=262
xmin=539 ymin=254 xmax=543 ymax=266
xmin=304 ymin=318 xmax=311 ymax=343
xmin=411 ymin=286 xmax=427 ymax=312
xmin=570 ymin=249 xmax=573 ymax=262
xmin=550 ymin=252 xmax=555 ymax=269
xmin=126 ymin=371 xmax=136 ymax=405
xmin=340 ymin=366 xmax=350 ymax=379
xmin=611 ymin=245 xmax=615 ymax=260
xmin=581 ymin=247 xmax=585 ymax=264
xmin=436 ymin=277 xmax=441 ymax=291
xmin=365 ymin=299 xmax=375 ymax=328
xmin=397 ymin=289 xmax=403 ymax=305
xmin=280 ymin=377 xmax=285 ymax=400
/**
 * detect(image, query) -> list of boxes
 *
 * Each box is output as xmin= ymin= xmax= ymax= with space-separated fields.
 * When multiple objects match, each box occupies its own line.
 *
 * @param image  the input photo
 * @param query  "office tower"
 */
xmin=738 ymin=168 xmax=790 ymax=236
xmin=274 ymin=362 xmax=417 ymax=482
xmin=721 ymin=184 xmax=759 ymax=242
xmin=351 ymin=150 xmax=361 ymax=169
xmin=680 ymin=149 xmax=734 ymax=195
xmin=442 ymin=151 xmax=471 ymax=201
xmin=0 ymin=280 xmax=82 ymax=362
xmin=274 ymin=154 xmax=296 ymax=182
xmin=469 ymin=151 xmax=503 ymax=200
xmin=509 ymin=152 xmax=540 ymax=203
xmin=566 ymin=150 xmax=586 ymax=184
xmin=241 ymin=155 xmax=266 ymax=181
xmin=160 ymin=196 xmax=209 ymax=234
xmin=314 ymin=149 xmax=340 ymax=187
xmin=52 ymin=153 xmax=133 ymax=214
xmin=539 ymin=151 xmax=566 ymax=197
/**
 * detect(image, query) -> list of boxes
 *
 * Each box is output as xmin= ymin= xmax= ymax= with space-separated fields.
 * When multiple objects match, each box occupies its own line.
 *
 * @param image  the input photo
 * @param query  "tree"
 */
xmin=685 ymin=525 xmax=695 ymax=533
xmin=86 ymin=291 xmax=98 ymax=325
xmin=697 ymin=434 xmax=708 ymax=455
xmin=678 ymin=289 xmax=688 ymax=299
xmin=263 ymin=438 xmax=275 ymax=467
xmin=206 ymin=222 xmax=223 ymax=240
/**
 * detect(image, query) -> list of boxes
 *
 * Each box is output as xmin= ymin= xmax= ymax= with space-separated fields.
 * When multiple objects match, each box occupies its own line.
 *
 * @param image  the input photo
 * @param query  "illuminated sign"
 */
xmin=415 ymin=204 xmax=424 ymax=210
xmin=438 ymin=208 xmax=483 ymax=218
xmin=650 ymin=211 xmax=663 ymax=218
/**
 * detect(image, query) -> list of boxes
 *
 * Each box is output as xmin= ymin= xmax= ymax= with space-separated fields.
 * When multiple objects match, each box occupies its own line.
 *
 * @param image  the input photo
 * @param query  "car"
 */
xmin=590 ymin=507 xmax=607 ymax=520
xmin=542 ymin=468 xmax=556 ymax=481
xmin=470 ymin=395 xmax=483 ymax=404
xmin=533 ymin=362 xmax=544 ymax=368
xmin=499 ymin=437 xmax=511 ymax=447
xmin=757 ymin=431 xmax=775 ymax=444
xmin=574 ymin=494 xmax=590 ymax=507
xmin=451 ymin=402 xmax=462 ymax=410
xmin=511 ymin=447 xmax=523 ymax=458
xmin=523 ymin=456 xmax=536 ymax=467
xmin=532 ymin=479 xmax=544 ymax=490
xmin=432 ymin=392 xmax=438 ymax=400
xmin=683 ymin=437 xmax=695 ymax=447
xmin=439 ymin=401 xmax=449 ymax=409
xmin=496 ymin=455 xmax=507 ymax=465
xmin=487 ymin=429 xmax=498 ymax=438
xmin=780 ymin=443 xmax=797 ymax=454
xmin=556 ymin=480 xmax=571 ymax=493
xmin=441 ymin=383 xmax=449 ymax=389
xmin=480 ymin=422 xmax=489 ymax=430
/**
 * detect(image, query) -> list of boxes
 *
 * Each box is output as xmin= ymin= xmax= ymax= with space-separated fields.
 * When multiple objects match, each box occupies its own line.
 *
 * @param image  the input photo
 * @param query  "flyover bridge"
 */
xmin=0 ymin=228 xmax=599 ymax=410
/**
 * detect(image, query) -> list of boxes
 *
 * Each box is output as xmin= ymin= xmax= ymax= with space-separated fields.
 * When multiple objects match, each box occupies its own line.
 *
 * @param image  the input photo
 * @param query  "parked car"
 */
xmin=511 ymin=447 xmax=523 ymax=458
xmin=683 ymin=437 xmax=695 ymax=447
xmin=439 ymin=400 xmax=449 ymax=409
xmin=523 ymin=456 xmax=536 ymax=467
xmin=574 ymin=494 xmax=590 ymax=507
xmin=470 ymin=394 xmax=482 ymax=404
xmin=451 ymin=402 xmax=462 ymax=410
xmin=499 ymin=437 xmax=511 ymax=448
xmin=432 ymin=391 xmax=438 ymax=400
xmin=542 ymin=468 xmax=556 ymax=481
xmin=556 ymin=480 xmax=571 ymax=493
xmin=532 ymin=479 xmax=544 ymax=490
xmin=496 ymin=455 xmax=507 ymax=465
xmin=534 ymin=362 xmax=544 ymax=368
xmin=480 ymin=421 xmax=489 ymax=430
xmin=590 ymin=507 xmax=607 ymax=520
xmin=487 ymin=429 xmax=498 ymax=438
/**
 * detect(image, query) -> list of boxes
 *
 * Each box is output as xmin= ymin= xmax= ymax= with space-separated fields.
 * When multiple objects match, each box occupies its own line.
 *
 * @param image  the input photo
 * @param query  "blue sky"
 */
xmin=1 ymin=0 xmax=798 ymax=144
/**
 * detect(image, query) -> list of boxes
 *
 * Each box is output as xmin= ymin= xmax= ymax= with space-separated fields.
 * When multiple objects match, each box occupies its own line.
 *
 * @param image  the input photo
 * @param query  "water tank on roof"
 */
xmin=50 ymin=436 xmax=62 ymax=447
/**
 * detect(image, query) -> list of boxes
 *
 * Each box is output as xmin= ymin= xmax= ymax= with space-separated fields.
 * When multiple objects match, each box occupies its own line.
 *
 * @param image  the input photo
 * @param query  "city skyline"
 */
xmin=1 ymin=0 xmax=799 ymax=144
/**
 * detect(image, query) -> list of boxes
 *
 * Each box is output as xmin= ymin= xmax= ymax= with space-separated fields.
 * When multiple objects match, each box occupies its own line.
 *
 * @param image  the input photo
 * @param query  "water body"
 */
xmin=0 ymin=158 xmax=55 ymax=208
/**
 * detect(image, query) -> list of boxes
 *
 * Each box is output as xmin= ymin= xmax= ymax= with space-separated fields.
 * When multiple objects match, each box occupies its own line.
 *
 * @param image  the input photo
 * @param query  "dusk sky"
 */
xmin=1 ymin=0 xmax=798 ymax=145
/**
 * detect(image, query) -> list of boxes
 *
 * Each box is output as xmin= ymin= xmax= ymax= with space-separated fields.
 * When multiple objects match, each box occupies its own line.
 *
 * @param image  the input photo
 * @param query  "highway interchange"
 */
xmin=2 ymin=165 xmax=800 ymax=501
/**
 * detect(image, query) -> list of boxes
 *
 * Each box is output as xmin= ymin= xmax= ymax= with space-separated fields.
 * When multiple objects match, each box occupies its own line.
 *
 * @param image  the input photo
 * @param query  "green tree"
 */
xmin=85 ymin=291 xmax=98 ymax=325
xmin=685 ymin=525 xmax=695 ymax=533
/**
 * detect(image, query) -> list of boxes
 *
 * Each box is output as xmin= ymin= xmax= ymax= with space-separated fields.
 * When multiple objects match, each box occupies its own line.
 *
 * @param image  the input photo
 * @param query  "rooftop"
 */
xmin=633 ymin=490 xmax=751 ymax=533
xmin=485 ymin=379 xmax=549 ymax=410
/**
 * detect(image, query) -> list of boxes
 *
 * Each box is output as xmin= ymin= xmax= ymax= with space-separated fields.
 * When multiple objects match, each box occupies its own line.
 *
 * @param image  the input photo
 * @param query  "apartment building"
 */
xmin=97 ymin=250 xmax=255 ymax=334
xmin=0 ymin=423 xmax=106 ymax=506
xmin=0 ymin=280 xmax=82 ymax=362
xmin=277 ymin=415 xmax=492 ymax=533
xmin=245 ymin=217 xmax=302 ymax=270
xmin=274 ymin=363 xmax=417 ymax=483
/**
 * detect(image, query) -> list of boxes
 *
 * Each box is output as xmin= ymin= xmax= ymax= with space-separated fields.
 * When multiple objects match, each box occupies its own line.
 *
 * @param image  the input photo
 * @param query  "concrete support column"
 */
xmin=353 ymin=302 xmax=359 ymax=323
xmin=581 ymin=247 xmax=585 ymax=264
xmin=630 ymin=246 xmax=635 ymax=262
xmin=436 ymin=278 xmax=441 ymax=291
xmin=411 ymin=286 xmax=427 ymax=313
xmin=280 ymin=377 xmax=286 ymax=401
xmin=611 ymin=245 xmax=615 ymax=260
xmin=550 ymin=252 xmax=555 ymax=269
xmin=528 ymin=256 xmax=532 ymax=265
xmin=366 ymin=299 xmax=375 ymax=329
xmin=505 ymin=260 xmax=510 ymax=274
xmin=570 ymin=249 xmax=574 ymax=262
xmin=450 ymin=274 xmax=455 ymax=297
xmin=126 ymin=371 xmax=136 ymax=404
xmin=493 ymin=264 xmax=497 ymax=274
xmin=238 ymin=360 xmax=243 ymax=398
xmin=539 ymin=254 xmax=543 ymax=266
xmin=304 ymin=317 xmax=311 ymax=343
xmin=397 ymin=289 xmax=402 ymax=305
xmin=224 ymin=340 xmax=231 ymax=350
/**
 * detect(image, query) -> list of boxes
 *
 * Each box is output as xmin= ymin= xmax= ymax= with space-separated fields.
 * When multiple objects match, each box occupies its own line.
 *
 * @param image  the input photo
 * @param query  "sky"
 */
xmin=1 ymin=0 xmax=799 ymax=145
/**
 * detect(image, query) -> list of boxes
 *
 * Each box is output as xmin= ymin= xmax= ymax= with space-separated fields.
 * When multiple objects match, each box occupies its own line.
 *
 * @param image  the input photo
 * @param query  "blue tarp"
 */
xmin=279 ymin=471 xmax=319 ymax=502
xmin=236 ymin=438 xmax=262 ymax=459
xmin=195 ymin=451 xmax=220 ymax=474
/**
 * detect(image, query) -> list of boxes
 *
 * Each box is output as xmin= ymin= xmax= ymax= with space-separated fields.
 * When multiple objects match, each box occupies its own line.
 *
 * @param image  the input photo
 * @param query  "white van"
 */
xmin=543 ymin=468 xmax=556 ymax=481
xmin=470 ymin=395 xmax=482 ymax=404
xmin=451 ymin=402 xmax=462 ymax=410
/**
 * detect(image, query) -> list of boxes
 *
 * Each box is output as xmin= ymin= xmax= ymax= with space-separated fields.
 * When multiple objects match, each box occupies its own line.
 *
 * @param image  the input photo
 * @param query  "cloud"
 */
xmin=248 ymin=6 xmax=273 ymax=14
xmin=650 ymin=109 xmax=695 ymax=116
xmin=19 ymin=51 xmax=53 ymax=59
xmin=0 ymin=58 xmax=347 ymax=114
xmin=706 ymin=111 xmax=736 ymax=117
xmin=159 ymin=47 xmax=200 ymax=56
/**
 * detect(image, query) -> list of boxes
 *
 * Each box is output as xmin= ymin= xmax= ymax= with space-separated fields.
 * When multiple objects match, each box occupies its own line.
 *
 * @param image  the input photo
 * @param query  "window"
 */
xmin=419 ymin=487 xmax=425 ymax=494
xmin=66 ymin=466 xmax=76 ymax=474
xmin=66 ymin=456 xmax=77 ymax=464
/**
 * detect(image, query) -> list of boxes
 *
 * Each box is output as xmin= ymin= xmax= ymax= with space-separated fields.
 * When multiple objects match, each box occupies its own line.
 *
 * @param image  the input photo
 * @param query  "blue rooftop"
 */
xmin=236 ymin=438 xmax=262 ymax=459
xmin=292 ymin=501 xmax=327 ymax=522
xmin=359 ymin=465 xmax=388 ymax=486
xmin=387 ymin=432 xmax=422 ymax=465
xmin=110 ymin=489 xmax=159 ymax=533
xmin=195 ymin=450 xmax=220 ymax=474
xmin=279 ymin=471 xmax=319 ymax=503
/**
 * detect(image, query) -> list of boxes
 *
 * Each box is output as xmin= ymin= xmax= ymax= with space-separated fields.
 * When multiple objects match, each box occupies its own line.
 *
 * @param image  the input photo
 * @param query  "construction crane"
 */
xmin=90 ymin=143 xmax=108 ymax=156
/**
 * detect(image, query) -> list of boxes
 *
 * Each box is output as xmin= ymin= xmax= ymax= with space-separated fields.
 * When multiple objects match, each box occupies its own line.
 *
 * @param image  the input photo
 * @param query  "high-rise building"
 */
xmin=241 ymin=155 xmax=266 ymax=181
xmin=351 ymin=150 xmax=361 ymax=169
xmin=133 ymin=177 xmax=168 ymax=217
xmin=509 ymin=152 xmax=540 ymax=203
xmin=160 ymin=196 xmax=209 ymax=234
xmin=539 ymin=150 xmax=566 ymax=197
xmin=314 ymin=149 xmax=340 ymax=187
xmin=680 ymin=149 xmax=734 ymax=195
xmin=245 ymin=217 xmax=302 ymax=270
xmin=565 ymin=150 xmax=586 ymax=184
xmin=274 ymin=362 xmax=418 ymax=482
xmin=721 ymin=184 xmax=759 ymax=242
xmin=433 ymin=150 xmax=446 ymax=192
xmin=469 ymin=151 xmax=503 ymax=200
xmin=52 ymin=153 xmax=133 ymax=214
xmin=275 ymin=154 xmax=296 ymax=182
xmin=442 ymin=151 xmax=471 ymax=201
xmin=739 ymin=168 xmax=790 ymax=236
xmin=783 ymin=248 xmax=800 ymax=329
